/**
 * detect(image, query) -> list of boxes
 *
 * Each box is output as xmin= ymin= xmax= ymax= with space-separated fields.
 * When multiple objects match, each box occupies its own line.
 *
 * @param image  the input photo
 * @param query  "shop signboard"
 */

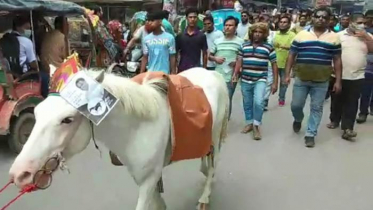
xmin=315 ymin=0 xmax=332 ymax=8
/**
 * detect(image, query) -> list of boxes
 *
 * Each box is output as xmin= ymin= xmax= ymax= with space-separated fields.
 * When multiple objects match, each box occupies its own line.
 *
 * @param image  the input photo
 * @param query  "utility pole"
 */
xmin=277 ymin=0 xmax=282 ymax=10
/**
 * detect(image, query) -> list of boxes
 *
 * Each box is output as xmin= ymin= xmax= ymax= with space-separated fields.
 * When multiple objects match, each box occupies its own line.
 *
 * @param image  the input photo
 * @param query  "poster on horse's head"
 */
xmin=60 ymin=71 xmax=119 ymax=125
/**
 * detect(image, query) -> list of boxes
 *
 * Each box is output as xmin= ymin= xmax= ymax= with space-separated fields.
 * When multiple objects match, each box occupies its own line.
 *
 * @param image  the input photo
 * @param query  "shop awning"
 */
xmin=65 ymin=0 xmax=161 ymax=3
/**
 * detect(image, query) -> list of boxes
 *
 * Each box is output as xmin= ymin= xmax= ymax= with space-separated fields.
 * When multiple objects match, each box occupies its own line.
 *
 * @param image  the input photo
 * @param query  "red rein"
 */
xmin=0 ymin=180 xmax=37 ymax=210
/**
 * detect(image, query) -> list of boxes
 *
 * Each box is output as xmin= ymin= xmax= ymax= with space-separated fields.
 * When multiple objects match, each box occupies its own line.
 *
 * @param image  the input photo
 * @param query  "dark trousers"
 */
xmin=359 ymin=77 xmax=373 ymax=115
xmin=226 ymin=82 xmax=237 ymax=120
xmin=325 ymin=76 xmax=334 ymax=100
xmin=330 ymin=78 xmax=363 ymax=130
xmin=39 ymin=71 xmax=50 ymax=98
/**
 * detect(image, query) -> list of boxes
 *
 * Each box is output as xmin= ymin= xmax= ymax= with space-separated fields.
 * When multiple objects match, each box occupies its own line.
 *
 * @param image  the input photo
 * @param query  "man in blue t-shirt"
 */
xmin=141 ymin=11 xmax=176 ymax=74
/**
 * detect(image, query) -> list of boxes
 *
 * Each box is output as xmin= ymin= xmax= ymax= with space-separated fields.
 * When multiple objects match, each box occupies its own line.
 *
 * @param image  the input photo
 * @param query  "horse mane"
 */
xmin=85 ymin=69 xmax=168 ymax=120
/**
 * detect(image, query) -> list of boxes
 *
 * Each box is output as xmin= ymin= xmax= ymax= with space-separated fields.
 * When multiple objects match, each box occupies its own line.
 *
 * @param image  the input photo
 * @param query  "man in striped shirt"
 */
xmin=285 ymin=7 xmax=342 ymax=148
xmin=233 ymin=22 xmax=279 ymax=140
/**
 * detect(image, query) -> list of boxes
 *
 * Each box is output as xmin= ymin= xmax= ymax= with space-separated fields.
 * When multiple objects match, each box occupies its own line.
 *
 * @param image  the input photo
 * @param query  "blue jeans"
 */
xmin=241 ymin=81 xmax=266 ymax=125
xmin=278 ymin=68 xmax=288 ymax=102
xmin=264 ymin=66 xmax=273 ymax=108
xmin=291 ymin=77 xmax=329 ymax=137
xmin=226 ymin=82 xmax=237 ymax=119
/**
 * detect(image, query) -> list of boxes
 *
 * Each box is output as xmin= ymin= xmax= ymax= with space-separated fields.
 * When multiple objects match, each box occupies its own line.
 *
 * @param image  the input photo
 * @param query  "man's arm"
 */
xmin=25 ymin=39 xmax=38 ymax=71
xmin=362 ymin=33 xmax=373 ymax=53
xmin=208 ymin=41 xmax=225 ymax=64
xmin=332 ymin=54 xmax=342 ymax=93
xmin=60 ymin=34 xmax=67 ymax=60
xmin=202 ymin=50 xmax=207 ymax=69
xmin=169 ymin=36 xmax=177 ymax=74
xmin=123 ymin=27 xmax=143 ymax=56
xmin=285 ymin=36 xmax=300 ymax=83
xmin=170 ymin=55 xmax=176 ymax=74
xmin=233 ymin=45 xmax=244 ymax=81
xmin=233 ymin=57 xmax=243 ymax=75
xmin=271 ymin=62 xmax=279 ymax=94
xmin=201 ymin=35 xmax=208 ymax=69
xmin=140 ymin=37 xmax=149 ymax=74
xmin=140 ymin=54 xmax=148 ymax=73
xmin=285 ymin=52 xmax=296 ymax=80
xmin=124 ymin=37 xmax=140 ymax=56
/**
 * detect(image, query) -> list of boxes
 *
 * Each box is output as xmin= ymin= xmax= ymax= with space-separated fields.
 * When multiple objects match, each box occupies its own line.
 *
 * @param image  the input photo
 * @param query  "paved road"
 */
xmin=0 ymin=85 xmax=373 ymax=210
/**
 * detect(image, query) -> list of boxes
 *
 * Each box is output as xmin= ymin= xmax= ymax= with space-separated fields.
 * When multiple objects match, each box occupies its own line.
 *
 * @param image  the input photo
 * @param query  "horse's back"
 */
xmin=178 ymin=67 xmax=226 ymax=90
xmin=179 ymin=68 xmax=229 ymax=127
xmin=179 ymin=67 xmax=228 ymax=104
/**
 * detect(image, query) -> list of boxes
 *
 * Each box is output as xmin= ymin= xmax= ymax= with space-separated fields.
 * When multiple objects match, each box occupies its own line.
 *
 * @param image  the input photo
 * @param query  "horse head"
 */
xmin=9 ymin=71 xmax=105 ymax=189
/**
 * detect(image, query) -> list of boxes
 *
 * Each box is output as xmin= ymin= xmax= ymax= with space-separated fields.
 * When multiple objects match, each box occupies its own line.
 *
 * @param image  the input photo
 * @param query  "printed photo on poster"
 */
xmin=60 ymin=71 xmax=119 ymax=125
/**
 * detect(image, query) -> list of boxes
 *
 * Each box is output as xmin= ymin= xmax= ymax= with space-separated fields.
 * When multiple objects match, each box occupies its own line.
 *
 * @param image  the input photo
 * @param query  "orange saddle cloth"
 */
xmin=132 ymin=72 xmax=213 ymax=161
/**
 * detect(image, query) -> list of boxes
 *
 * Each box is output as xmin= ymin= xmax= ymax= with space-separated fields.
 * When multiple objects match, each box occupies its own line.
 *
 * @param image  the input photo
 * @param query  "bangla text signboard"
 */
xmin=222 ymin=0 xmax=235 ymax=8
xmin=315 ymin=0 xmax=332 ymax=8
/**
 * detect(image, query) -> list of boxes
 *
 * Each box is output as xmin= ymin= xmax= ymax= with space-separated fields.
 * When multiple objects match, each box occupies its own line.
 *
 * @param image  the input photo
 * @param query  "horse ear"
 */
xmin=95 ymin=71 xmax=105 ymax=83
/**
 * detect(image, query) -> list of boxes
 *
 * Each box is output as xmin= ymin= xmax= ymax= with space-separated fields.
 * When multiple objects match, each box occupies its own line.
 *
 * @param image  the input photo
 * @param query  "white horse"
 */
xmin=9 ymin=67 xmax=229 ymax=210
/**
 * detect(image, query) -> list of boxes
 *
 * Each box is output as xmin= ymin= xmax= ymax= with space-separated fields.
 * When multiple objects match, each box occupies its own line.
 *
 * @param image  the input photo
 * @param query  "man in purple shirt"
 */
xmin=176 ymin=8 xmax=208 ymax=72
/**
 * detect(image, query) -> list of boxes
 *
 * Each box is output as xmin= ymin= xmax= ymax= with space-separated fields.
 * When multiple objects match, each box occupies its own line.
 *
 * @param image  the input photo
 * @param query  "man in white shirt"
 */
xmin=12 ymin=16 xmax=38 ymax=74
xmin=328 ymin=14 xmax=373 ymax=140
xmin=237 ymin=11 xmax=251 ymax=39
xmin=203 ymin=16 xmax=224 ymax=70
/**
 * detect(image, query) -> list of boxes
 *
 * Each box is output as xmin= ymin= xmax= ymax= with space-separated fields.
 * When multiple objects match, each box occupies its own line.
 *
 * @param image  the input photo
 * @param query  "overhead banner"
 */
xmin=211 ymin=9 xmax=241 ymax=31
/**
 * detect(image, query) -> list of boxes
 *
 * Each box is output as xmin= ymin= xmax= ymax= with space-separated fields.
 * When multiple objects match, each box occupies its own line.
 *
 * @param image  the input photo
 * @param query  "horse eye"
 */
xmin=61 ymin=118 xmax=73 ymax=124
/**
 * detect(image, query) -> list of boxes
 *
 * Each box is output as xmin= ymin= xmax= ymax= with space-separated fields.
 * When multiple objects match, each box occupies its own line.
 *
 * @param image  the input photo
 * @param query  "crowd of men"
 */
xmin=125 ymin=7 xmax=373 ymax=148
xmin=3 ymin=6 xmax=372 ymax=149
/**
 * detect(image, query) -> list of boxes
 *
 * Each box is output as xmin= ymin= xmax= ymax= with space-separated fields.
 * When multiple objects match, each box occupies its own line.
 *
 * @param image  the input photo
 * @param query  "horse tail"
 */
xmin=221 ymin=102 xmax=229 ymax=142
xmin=213 ymin=72 xmax=230 ymax=144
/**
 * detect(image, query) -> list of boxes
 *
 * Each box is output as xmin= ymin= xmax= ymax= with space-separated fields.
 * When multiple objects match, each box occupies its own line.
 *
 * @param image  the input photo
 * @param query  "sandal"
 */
xmin=327 ymin=122 xmax=339 ymax=129
xmin=253 ymin=126 xmax=262 ymax=140
xmin=241 ymin=124 xmax=253 ymax=134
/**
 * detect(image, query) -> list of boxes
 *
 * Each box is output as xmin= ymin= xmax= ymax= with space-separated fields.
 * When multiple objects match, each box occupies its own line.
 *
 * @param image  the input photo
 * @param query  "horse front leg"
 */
xmin=135 ymin=171 xmax=166 ymax=210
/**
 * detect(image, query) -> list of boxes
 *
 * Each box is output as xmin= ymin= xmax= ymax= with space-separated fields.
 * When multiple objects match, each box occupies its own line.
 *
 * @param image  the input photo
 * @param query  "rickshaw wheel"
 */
xmin=8 ymin=112 xmax=35 ymax=154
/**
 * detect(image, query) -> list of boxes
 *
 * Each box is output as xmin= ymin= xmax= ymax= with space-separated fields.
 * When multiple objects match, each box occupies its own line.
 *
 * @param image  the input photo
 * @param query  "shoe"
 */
xmin=326 ymin=122 xmax=339 ymax=129
xmin=342 ymin=129 xmax=357 ymax=141
xmin=293 ymin=121 xmax=302 ymax=133
xmin=279 ymin=101 xmax=285 ymax=107
xmin=305 ymin=136 xmax=315 ymax=148
xmin=264 ymin=107 xmax=268 ymax=112
xmin=356 ymin=114 xmax=367 ymax=124
xmin=253 ymin=126 xmax=262 ymax=140
xmin=370 ymin=107 xmax=373 ymax=116
xmin=241 ymin=124 xmax=253 ymax=134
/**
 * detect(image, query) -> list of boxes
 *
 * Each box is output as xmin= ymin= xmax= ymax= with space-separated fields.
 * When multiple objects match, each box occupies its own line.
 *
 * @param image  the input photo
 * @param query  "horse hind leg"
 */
xmin=198 ymin=103 xmax=228 ymax=209
xmin=200 ymin=156 xmax=208 ymax=177
xmin=198 ymin=152 xmax=216 ymax=210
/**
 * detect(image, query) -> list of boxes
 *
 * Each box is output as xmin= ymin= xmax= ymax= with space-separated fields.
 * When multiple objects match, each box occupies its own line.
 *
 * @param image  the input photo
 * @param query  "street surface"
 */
xmin=0 ymin=84 xmax=373 ymax=210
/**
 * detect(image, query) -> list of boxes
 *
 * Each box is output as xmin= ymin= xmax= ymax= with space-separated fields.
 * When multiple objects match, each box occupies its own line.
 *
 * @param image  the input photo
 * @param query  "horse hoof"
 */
xmin=199 ymin=203 xmax=207 ymax=210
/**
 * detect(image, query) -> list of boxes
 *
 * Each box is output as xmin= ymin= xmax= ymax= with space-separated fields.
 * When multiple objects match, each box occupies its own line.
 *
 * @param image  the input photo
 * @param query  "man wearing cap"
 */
xmin=140 ymin=11 xmax=176 ymax=74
